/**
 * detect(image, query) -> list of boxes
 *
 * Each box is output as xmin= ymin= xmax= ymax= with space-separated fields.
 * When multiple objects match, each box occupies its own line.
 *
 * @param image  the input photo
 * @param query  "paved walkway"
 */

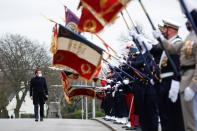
xmin=94 ymin=117 xmax=162 ymax=131
xmin=94 ymin=118 xmax=141 ymax=131
xmin=0 ymin=119 xmax=112 ymax=131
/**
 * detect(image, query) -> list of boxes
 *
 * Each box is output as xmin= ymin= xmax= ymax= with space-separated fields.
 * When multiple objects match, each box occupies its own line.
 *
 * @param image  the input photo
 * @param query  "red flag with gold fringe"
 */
xmin=68 ymin=88 xmax=96 ymax=98
xmin=60 ymin=71 xmax=72 ymax=104
xmin=81 ymin=0 xmax=129 ymax=22
xmin=78 ymin=0 xmax=131 ymax=33
xmin=78 ymin=7 xmax=104 ymax=33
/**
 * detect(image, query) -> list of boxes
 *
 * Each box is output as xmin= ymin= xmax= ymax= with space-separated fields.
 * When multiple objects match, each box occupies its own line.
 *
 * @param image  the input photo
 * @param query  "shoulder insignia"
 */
xmin=184 ymin=40 xmax=194 ymax=58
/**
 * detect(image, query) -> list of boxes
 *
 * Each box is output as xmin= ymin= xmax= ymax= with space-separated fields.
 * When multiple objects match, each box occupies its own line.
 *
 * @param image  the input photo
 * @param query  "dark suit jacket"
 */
xmin=30 ymin=76 xmax=48 ymax=105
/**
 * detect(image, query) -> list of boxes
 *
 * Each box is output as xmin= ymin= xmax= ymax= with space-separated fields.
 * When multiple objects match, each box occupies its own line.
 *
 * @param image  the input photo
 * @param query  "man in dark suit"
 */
xmin=30 ymin=69 xmax=48 ymax=122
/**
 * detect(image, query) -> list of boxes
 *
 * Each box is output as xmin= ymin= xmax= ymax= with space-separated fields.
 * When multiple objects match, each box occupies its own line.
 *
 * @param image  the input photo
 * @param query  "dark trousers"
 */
xmin=114 ymin=91 xmax=128 ymax=118
xmin=34 ymin=104 xmax=44 ymax=119
xmin=104 ymin=93 xmax=114 ymax=116
xmin=139 ymin=94 xmax=158 ymax=131
xmin=134 ymin=84 xmax=158 ymax=131
xmin=158 ymin=79 xmax=185 ymax=131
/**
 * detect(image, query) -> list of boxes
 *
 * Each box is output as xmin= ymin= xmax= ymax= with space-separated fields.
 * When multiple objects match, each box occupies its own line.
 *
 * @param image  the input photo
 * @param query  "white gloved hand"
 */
xmin=168 ymin=86 xmax=179 ymax=103
xmin=129 ymin=30 xmax=137 ymax=37
xmin=137 ymin=35 xmax=146 ymax=44
xmin=144 ymin=41 xmax=153 ymax=51
xmin=168 ymin=80 xmax=179 ymax=103
xmin=112 ymin=91 xmax=115 ymax=97
xmin=114 ymin=81 xmax=121 ymax=90
xmin=119 ymin=59 xmax=126 ymax=64
xmin=152 ymin=30 xmax=163 ymax=40
xmin=116 ymin=81 xmax=121 ymax=84
xmin=184 ymin=87 xmax=195 ymax=101
xmin=141 ymin=41 xmax=153 ymax=55
xmin=135 ymin=35 xmax=153 ymax=54
xmin=123 ymin=79 xmax=129 ymax=85
xmin=129 ymin=30 xmax=141 ymax=40
xmin=150 ymin=79 xmax=155 ymax=86
xmin=104 ymin=85 xmax=111 ymax=89
xmin=115 ymin=81 xmax=121 ymax=87
xmin=107 ymin=79 xmax=113 ymax=83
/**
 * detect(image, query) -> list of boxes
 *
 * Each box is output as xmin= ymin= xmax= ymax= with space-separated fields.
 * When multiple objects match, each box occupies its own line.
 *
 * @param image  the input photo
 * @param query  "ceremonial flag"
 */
xmin=78 ymin=0 xmax=131 ymax=32
xmin=65 ymin=6 xmax=80 ymax=33
xmin=81 ymin=0 xmax=131 ymax=24
xmin=50 ymin=23 xmax=58 ymax=54
xmin=78 ymin=9 xmax=117 ymax=55
xmin=64 ymin=6 xmax=117 ymax=55
xmin=60 ymin=71 xmax=71 ymax=104
xmin=61 ymin=70 xmax=104 ymax=101
xmin=63 ymin=70 xmax=79 ymax=80
xmin=53 ymin=24 xmax=103 ymax=80
xmin=69 ymin=88 xmax=96 ymax=98
xmin=93 ymin=61 xmax=102 ymax=78
xmin=78 ymin=7 xmax=104 ymax=33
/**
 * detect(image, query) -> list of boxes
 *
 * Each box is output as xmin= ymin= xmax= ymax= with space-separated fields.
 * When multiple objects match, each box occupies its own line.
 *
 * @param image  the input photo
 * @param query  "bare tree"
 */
xmin=0 ymin=71 xmax=10 ymax=118
xmin=0 ymin=34 xmax=51 ymax=118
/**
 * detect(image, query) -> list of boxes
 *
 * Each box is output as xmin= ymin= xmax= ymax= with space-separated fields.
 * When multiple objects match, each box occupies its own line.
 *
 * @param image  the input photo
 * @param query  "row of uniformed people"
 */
xmin=130 ymin=14 xmax=197 ymax=131
xmin=100 ymin=7 xmax=197 ymax=131
xmin=128 ymin=19 xmax=185 ymax=131
xmin=100 ymin=58 xmax=133 ymax=128
xmin=152 ymin=20 xmax=197 ymax=131
xmin=101 ymin=66 xmax=129 ymax=125
xmin=100 ymin=36 xmax=160 ymax=131
xmin=100 ymin=19 xmax=190 ymax=131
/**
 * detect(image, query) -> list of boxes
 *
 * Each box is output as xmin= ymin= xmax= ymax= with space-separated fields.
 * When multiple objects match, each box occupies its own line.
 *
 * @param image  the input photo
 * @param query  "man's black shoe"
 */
xmin=35 ymin=119 xmax=38 ymax=122
xmin=122 ymin=126 xmax=128 ymax=128
xmin=40 ymin=118 xmax=43 ymax=121
xmin=113 ymin=121 xmax=122 ymax=125
xmin=125 ymin=127 xmax=136 ymax=130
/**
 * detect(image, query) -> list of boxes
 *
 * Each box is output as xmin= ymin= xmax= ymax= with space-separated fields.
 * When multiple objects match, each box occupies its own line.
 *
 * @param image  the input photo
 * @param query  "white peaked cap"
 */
xmin=162 ymin=19 xmax=181 ymax=29
xmin=158 ymin=21 xmax=164 ymax=28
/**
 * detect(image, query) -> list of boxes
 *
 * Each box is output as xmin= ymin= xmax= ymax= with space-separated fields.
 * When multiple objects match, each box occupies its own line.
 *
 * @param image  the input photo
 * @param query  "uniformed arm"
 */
xmin=161 ymin=39 xmax=183 ymax=54
xmin=43 ymin=78 xmax=48 ymax=95
xmin=30 ymin=79 xmax=33 ymax=97
xmin=129 ymin=55 xmax=144 ymax=67
xmin=189 ymin=43 xmax=197 ymax=92
xmin=152 ymin=30 xmax=183 ymax=54
xmin=150 ymin=45 xmax=163 ymax=56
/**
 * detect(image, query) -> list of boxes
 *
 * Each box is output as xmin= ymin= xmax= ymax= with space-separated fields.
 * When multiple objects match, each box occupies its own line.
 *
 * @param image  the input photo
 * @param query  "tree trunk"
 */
xmin=0 ymin=107 xmax=8 ymax=118
xmin=14 ymin=108 xmax=19 ymax=118
xmin=14 ymin=87 xmax=28 ymax=118
xmin=0 ymin=97 xmax=9 ymax=118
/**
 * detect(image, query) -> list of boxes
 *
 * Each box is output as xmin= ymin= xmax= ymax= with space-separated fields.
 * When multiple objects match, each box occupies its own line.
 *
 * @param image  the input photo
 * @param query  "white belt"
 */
xmin=160 ymin=72 xmax=174 ymax=79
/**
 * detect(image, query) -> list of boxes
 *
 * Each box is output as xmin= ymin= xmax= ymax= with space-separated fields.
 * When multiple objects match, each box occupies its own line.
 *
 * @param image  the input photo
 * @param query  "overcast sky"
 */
xmin=0 ymin=0 xmax=197 ymax=51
